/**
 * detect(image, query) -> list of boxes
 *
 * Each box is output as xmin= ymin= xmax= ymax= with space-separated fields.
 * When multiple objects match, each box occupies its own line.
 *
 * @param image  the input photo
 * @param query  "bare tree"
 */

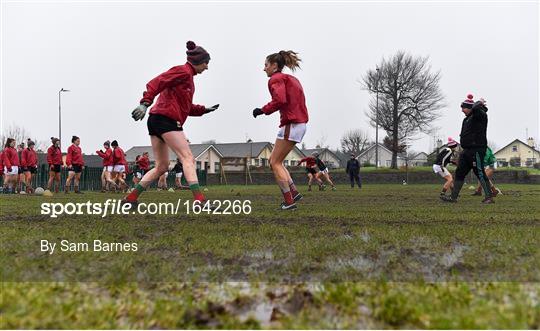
xmin=316 ymin=133 xmax=329 ymax=149
xmin=488 ymin=139 xmax=499 ymax=152
xmin=363 ymin=51 xmax=445 ymax=168
xmin=383 ymin=135 xmax=407 ymax=154
xmin=340 ymin=129 xmax=371 ymax=156
xmin=1 ymin=124 xmax=47 ymax=151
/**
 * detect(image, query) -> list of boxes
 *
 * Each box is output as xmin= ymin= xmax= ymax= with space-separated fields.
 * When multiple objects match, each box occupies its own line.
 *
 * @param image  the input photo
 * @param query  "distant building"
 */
xmin=494 ymin=138 xmax=539 ymax=167
xmin=357 ymin=143 xmax=406 ymax=167
xmin=125 ymin=141 xmax=305 ymax=174
xmin=409 ymin=152 xmax=429 ymax=167
xmin=301 ymin=148 xmax=341 ymax=169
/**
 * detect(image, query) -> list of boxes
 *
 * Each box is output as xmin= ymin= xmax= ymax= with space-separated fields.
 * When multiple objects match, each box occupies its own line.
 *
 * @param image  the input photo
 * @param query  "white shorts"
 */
xmin=113 ymin=165 xmax=125 ymax=173
xmin=277 ymin=123 xmax=307 ymax=143
xmin=320 ymin=168 xmax=329 ymax=175
xmin=103 ymin=166 xmax=113 ymax=172
xmin=433 ymin=165 xmax=450 ymax=178
xmin=3 ymin=166 xmax=18 ymax=175
xmin=175 ymin=172 xmax=183 ymax=178
xmin=135 ymin=172 xmax=143 ymax=179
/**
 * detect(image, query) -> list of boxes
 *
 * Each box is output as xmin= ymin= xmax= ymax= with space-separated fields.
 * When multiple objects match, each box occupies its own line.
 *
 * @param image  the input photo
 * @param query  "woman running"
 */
xmin=96 ymin=140 xmax=116 ymax=192
xmin=252 ymin=50 xmax=308 ymax=210
xmin=21 ymin=140 xmax=38 ymax=193
xmin=298 ymin=154 xmax=323 ymax=191
xmin=138 ymin=152 xmax=151 ymax=176
xmin=124 ymin=41 xmax=219 ymax=208
xmin=65 ymin=135 xmax=85 ymax=194
xmin=46 ymin=137 xmax=63 ymax=193
xmin=111 ymin=140 xmax=128 ymax=191
xmin=132 ymin=155 xmax=142 ymax=187
xmin=313 ymin=152 xmax=336 ymax=191
xmin=2 ymin=138 xmax=19 ymax=194
xmin=433 ymin=137 xmax=459 ymax=198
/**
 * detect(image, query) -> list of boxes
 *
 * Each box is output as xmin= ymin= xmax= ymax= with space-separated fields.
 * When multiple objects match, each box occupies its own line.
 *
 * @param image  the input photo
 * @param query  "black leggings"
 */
xmin=455 ymin=148 xmax=491 ymax=196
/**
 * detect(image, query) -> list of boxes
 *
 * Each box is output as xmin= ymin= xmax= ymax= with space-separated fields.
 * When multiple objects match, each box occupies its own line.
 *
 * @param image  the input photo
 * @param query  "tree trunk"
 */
xmin=391 ymin=100 xmax=399 ymax=169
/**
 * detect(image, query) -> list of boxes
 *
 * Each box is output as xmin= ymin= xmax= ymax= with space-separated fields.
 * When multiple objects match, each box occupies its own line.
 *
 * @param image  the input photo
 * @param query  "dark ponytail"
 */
xmin=266 ymin=50 xmax=302 ymax=72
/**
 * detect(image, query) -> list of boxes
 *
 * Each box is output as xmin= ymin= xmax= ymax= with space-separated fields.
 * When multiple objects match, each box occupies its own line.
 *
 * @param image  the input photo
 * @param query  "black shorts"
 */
xmin=18 ymin=167 xmax=24 ymax=174
xmin=306 ymin=167 xmax=317 ymax=175
xmin=25 ymin=166 xmax=37 ymax=174
xmin=70 ymin=165 xmax=83 ymax=173
xmin=51 ymin=164 xmax=62 ymax=173
xmin=147 ymin=114 xmax=183 ymax=141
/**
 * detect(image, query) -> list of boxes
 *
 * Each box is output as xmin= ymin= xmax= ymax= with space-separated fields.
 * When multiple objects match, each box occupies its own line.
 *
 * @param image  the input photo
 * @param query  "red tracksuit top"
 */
xmin=66 ymin=144 xmax=84 ymax=166
xmin=3 ymin=147 xmax=20 ymax=168
xmin=140 ymin=62 xmax=206 ymax=126
xmin=137 ymin=156 xmax=150 ymax=171
xmin=47 ymin=145 xmax=63 ymax=165
xmin=96 ymin=148 xmax=113 ymax=166
xmin=21 ymin=148 xmax=38 ymax=167
xmin=112 ymin=147 xmax=126 ymax=166
xmin=0 ymin=151 xmax=3 ymax=173
xmin=262 ymin=72 xmax=309 ymax=128
xmin=298 ymin=156 xmax=316 ymax=168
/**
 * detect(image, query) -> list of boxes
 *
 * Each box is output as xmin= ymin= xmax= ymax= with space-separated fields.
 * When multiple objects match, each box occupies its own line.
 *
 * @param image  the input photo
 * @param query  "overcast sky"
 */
xmin=1 ymin=1 xmax=538 ymax=155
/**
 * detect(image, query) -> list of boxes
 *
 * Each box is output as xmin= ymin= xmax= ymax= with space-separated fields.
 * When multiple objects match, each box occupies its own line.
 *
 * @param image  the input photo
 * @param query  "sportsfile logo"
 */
xmin=40 ymin=199 xmax=252 ymax=218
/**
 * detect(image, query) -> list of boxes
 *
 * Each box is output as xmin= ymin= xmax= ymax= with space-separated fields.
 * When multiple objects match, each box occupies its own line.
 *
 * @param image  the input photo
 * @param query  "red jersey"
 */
xmin=112 ymin=147 xmax=126 ymax=166
xmin=3 ymin=147 xmax=20 ymax=168
xmin=140 ymin=62 xmax=206 ymax=126
xmin=21 ymin=148 xmax=38 ymax=167
xmin=137 ymin=155 xmax=150 ymax=171
xmin=47 ymin=145 xmax=63 ymax=165
xmin=261 ymin=72 xmax=309 ymax=127
xmin=0 ymin=151 xmax=3 ymax=172
xmin=298 ymin=156 xmax=316 ymax=168
xmin=66 ymin=144 xmax=84 ymax=166
xmin=96 ymin=148 xmax=114 ymax=166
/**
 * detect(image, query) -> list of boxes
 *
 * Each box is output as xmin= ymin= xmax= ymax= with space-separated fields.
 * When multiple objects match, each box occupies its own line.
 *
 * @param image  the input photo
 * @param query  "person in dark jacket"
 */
xmin=441 ymin=95 xmax=493 ymax=203
xmin=346 ymin=153 xmax=361 ymax=188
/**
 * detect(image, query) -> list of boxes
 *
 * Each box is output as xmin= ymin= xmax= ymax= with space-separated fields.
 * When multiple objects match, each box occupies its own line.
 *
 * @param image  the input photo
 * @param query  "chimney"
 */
xmin=527 ymin=137 xmax=535 ymax=148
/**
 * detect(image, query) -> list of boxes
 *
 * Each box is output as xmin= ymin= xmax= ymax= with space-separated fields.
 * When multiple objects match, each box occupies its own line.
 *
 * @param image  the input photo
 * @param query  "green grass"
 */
xmin=1 ymin=184 xmax=539 ymax=328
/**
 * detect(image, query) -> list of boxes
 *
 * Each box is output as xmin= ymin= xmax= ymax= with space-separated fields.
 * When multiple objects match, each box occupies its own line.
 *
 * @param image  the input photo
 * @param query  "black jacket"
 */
xmin=434 ymin=147 xmax=454 ymax=167
xmin=346 ymin=158 xmax=360 ymax=174
xmin=460 ymin=101 xmax=488 ymax=149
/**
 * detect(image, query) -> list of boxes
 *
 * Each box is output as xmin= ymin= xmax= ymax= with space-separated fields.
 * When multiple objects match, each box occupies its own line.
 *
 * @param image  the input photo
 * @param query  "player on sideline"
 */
xmin=433 ymin=137 xmax=459 ymax=198
xmin=252 ymin=50 xmax=308 ymax=210
xmin=21 ymin=140 xmax=38 ymax=194
xmin=46 ymin=137 xmax=63 ymax=193
xmin=65 ymin=136 xmax=85 ymax=194
xmin=124 ymin=41 xmax=219 ymax=208
xmin=97 ymin=140 xmax=117 ymax=192
xmin=441 ymin=95 xmax=494 ymax=204
xmin=473 ymin=146 xmax=500 ymax=197
xmin=2 ymin=138 xmax=19 ymax=194
xmin=313 ymin=152 xmax=336 ymax=191
xmin=111 ymin=140 xmax=128 ymax=191
xmin=298 ymin=154 xmax=323 ymax=191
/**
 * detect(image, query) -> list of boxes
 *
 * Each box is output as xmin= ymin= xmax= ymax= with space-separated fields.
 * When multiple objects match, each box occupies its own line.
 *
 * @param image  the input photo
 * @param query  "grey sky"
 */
xmin=1 ymin=1 xmax=538 ymax=155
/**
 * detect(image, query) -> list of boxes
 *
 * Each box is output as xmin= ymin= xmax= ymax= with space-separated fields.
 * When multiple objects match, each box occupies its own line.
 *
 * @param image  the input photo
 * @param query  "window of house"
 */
xmin=255 ymin=159 xmax=260 ymax=166
xmin=512 ymin=145 xmax=518 ymax=152
xmin=196 ymin=161 xmax=201 ymax=170
xmin=214 ymin=162 xmax=220 ymax=172
xmin=284 ymin=160 xmax=289 ymax=166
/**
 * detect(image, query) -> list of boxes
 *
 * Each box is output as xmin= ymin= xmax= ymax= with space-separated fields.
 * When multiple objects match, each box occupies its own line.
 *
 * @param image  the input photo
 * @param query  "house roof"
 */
xmin=301 ymin=148 xmax=340 ymax=161
xmin=357 ymin=143 xmax=404 ymax=159
xmin=213 ymin=142 xmax=272 ymax=158
xmin=411 ymin=152 xmax=428 ymax=160
xmin=125 ymin=144 xmax=222 ymax=162
xmin=35 ymin=153 xmax=104 ymax=168
xmin=494 ymin=139 xmax=540 ymax=155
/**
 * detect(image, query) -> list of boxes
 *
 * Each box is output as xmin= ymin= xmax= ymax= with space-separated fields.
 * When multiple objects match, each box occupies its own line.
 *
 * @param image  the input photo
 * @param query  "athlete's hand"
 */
xmin=204 ymin=104 xmax=219 ymax=114
xmin=132 ymin=103 xmax=149 ymax=121
xmin=252 ymin=108 xmax=264 ymax=118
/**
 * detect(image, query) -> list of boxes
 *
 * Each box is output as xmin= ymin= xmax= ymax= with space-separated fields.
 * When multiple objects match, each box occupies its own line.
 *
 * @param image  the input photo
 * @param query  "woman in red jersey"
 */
xmin=252 ymin=50 xmax=308 ymax=210
xmin=65 ymin=136 xmax=85 ymax=194
xmin=2 ymin=138 xmax=19 ymax=194
xmin=111 ymin=140 xmax=128 ymax=191
xmin=21 ymin=140 xmax=38 ymax=193
xmin=124 ymin=41 xmax=219 ymax=208
xmin=298 ymin=154 xmax=323 ymax=191
xmin=47 ymin=137 xmax=63 ymax=193
xmin=97 ymin=140 xmax=117 ymax=192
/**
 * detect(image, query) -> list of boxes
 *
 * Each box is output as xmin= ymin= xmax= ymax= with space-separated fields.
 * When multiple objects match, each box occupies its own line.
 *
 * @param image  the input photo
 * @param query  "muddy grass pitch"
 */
xmin=1 ymin=184 xmax=539 ymax=328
